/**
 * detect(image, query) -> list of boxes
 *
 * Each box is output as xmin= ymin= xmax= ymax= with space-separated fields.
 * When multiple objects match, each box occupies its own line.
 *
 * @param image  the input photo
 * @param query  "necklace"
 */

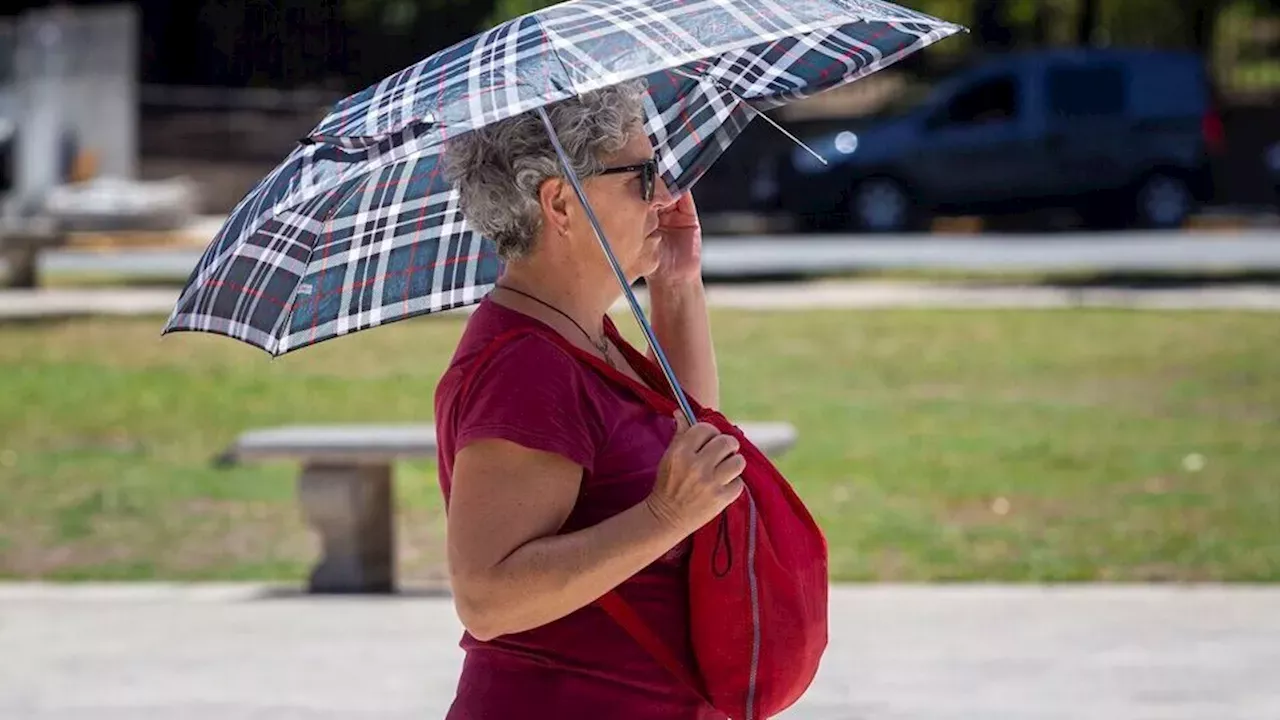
xmin=496 ymin=284 xmax=617 ymax=369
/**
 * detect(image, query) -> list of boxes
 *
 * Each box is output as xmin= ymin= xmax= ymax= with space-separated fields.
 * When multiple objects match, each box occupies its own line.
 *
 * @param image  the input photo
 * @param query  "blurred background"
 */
xmin=0 ymin=2 xmax=1279 ymax=716
xmin=0 ymin=0 xmax=1277 ymax=233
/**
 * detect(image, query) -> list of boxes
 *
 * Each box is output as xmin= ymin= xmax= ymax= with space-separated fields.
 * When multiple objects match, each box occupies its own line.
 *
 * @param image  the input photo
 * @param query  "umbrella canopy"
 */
xmin=163 ymin=0 xmax=961 ymax=357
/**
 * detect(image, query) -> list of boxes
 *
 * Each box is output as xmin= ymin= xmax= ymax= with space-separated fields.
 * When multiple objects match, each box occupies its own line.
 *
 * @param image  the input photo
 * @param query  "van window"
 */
xmin=930 ymin=74 xmax=1019 ymax=128
xmin=1048 ymin=65 xmax=1125 ymax=117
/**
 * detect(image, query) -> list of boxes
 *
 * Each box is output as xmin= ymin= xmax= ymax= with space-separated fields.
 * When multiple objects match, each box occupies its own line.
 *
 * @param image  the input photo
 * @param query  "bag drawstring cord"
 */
xmin=712 ymin=512 xmax=733 ymax=577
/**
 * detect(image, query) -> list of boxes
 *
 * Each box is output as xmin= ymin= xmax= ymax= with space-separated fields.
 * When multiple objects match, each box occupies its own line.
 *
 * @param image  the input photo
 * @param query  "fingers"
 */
xmin=673 ymin=415 xmax=718 ymax=450
xmin=671 ymin=413 xmax=746 ymax=486
xmin=717 ymin=453 xmax=747 ymax=482
xmin=720 ymin=475 xmax=746 ymax=501
xmin=727 ymin=453 xmax=747 ymax=476
xmin=696 ymin=434 xmax=745 ymax=487
xmin=700 ymin=434 xmax=740 ymax=466
xmin=653 ymin=412 xmax=749 ymax=532
xmin=674 ymin=416 xmax=741 ymax=457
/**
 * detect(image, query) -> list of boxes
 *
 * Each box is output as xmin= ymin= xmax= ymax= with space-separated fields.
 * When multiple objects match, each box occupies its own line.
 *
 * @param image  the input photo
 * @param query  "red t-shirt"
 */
xmin=434 ymin=297 xmax=725 ymax=720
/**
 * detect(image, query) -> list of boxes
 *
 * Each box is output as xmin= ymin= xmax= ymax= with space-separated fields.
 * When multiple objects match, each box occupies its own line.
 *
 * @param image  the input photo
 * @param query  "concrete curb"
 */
xmin=4 ymin=282 xmax=1280 ymax=322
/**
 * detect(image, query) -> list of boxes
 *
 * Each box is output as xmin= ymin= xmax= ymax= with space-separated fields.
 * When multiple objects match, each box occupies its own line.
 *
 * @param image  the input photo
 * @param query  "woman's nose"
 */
xmin=652 ymin=177 xmax=676 ymax=208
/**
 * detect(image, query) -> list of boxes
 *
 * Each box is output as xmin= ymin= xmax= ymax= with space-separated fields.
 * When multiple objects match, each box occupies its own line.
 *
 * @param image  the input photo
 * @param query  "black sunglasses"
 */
xmin=598 ymin=157 xmax=659 ymax=202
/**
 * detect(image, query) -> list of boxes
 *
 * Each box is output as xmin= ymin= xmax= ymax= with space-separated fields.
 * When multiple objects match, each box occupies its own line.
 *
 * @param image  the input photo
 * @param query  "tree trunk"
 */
xmin=974 ymin=0 xmax=1013 ymax=50
xmin=325 ymin=0 xmax=349 ymax=84
xmin=1077 ymin=0 xmax=1100 ymax=46
xmin=1188 ymin=0 xmax=1221 ymax=55
xmin=1031 ymin=0 xmax=1054 ymax=45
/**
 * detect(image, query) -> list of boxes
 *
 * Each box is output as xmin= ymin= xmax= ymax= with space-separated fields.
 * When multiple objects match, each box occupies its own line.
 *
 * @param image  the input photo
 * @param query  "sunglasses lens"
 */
xmin=644 ymin=162 xmax=656 ymax=202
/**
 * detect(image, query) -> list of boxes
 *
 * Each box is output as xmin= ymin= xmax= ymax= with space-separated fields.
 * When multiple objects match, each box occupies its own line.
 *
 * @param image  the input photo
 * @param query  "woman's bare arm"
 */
xmin=647 ymin=278 xmax=719 ymax=408
xmin=445 ymin=441 xmax=676 ymax=640
xmin=446 ymin=417 xmax=742 ymax=641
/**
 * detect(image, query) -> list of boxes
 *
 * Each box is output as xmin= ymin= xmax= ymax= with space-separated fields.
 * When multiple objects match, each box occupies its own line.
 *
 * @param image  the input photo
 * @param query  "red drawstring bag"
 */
xmin=469 ymin=318 xmax=829 ymax=719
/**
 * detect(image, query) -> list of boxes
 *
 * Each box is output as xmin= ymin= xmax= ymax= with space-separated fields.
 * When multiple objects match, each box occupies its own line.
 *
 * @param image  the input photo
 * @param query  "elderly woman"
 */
xmin=434 ymin=79 xmax=745 ymax=719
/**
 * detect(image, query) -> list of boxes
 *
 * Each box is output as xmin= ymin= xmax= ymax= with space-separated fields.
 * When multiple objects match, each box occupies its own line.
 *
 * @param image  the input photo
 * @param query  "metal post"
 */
xmin=13 ymin=7 xmax=69 ymax=212
xmin=536 ymin=106 xmax=698 ymax=425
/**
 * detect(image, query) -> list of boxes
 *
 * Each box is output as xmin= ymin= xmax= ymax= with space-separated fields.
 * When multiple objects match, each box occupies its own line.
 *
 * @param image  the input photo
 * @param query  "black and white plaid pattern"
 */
xmin=164 ymin=0 xmax=960 ymax=355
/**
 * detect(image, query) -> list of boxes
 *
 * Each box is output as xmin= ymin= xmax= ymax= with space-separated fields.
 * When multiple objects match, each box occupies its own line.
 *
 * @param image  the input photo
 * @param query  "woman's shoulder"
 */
xmin=437 ymin=299 xmax=589 ymax=407
xmin=434 ymin=299 xmax=608 ymax=466
xmin=461 ymin=298 xmax=581 ymax=369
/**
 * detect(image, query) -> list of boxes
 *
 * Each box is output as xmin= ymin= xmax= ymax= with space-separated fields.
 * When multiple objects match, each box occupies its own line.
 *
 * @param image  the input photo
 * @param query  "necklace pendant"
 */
xmin=596 ymin=341 xmax=618 ymax=369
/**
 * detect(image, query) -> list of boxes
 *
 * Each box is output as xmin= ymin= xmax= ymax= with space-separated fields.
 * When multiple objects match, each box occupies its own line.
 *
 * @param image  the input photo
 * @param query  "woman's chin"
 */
xmin=641 ymin=251 xmax=664 ymax=278
xmin=622 ymin=261 xmax=661 ymax=286
xmin=613 ymin=238 xmax=662 ymax=283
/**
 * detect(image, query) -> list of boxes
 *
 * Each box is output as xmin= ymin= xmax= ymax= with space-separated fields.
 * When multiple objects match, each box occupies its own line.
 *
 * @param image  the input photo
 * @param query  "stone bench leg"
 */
xmin=2 ymin=248 xmax=39 ymax=289
xmin=297 ymin=463 xmax=396 ymax=594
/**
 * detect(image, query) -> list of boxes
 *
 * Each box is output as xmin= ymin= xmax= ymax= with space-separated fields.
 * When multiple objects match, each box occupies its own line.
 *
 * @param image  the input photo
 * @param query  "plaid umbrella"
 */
xmin=163 ymin=0 xmax=960 ymax=371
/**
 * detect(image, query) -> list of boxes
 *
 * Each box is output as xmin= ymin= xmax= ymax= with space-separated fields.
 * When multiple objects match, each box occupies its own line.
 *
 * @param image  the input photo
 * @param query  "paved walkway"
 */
xmin=2 ymin=584 xmax=1278 ymax=719
xmin=3 ymin=282 xmax=1280 ymax=322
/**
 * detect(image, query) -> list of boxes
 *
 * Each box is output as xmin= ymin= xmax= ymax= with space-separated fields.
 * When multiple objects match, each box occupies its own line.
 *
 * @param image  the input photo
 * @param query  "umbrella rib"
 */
xmin=530 ymin=12 xmax=582 ymax=96
xmin=669 ymin=66 xmax=829 ymax=166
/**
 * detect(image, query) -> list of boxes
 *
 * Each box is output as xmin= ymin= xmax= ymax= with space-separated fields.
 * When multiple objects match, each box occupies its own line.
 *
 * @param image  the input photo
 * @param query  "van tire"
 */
xmin=846 ymin=176 xmax=924 ymax=233
xmin=1133 ymin=172 xmax=1194 ymax=229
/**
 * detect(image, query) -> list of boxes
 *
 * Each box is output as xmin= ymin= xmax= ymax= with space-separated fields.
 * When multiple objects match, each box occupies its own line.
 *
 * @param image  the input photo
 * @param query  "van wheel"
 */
xmin=847 ymin=177 xmax=918 ymax=233
xmin=1134 ymin=173 xmax=1193 ymax=229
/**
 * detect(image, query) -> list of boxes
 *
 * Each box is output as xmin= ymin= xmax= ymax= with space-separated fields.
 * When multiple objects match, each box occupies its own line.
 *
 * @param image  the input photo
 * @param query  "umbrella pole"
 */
xmin=536 ymin=107 xmax=698 ymax=425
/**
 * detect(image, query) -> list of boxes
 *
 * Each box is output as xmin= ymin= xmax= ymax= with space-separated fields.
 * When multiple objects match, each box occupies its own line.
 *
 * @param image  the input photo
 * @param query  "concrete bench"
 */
xmin=220 ymin=422 xmax=799 ymax=594
xmin=0 ymin=217 xmax=66 ymax=288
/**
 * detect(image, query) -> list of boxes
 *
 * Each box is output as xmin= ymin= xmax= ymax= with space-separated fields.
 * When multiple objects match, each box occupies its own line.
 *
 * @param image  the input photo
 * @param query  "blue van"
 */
xmin=773 ymin=48 xmax=1224 ymax=232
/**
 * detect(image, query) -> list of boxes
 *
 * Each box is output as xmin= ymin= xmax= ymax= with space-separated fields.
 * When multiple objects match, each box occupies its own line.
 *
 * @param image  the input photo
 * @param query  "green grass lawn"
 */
xmin=1 ymin=308 xmax=1277 ymax=583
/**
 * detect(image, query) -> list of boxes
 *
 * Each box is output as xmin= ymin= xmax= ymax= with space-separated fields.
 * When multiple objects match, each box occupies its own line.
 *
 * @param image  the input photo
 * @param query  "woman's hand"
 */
xmin=645 ymin=411 xmax=745 ymax=535
xmin=649 ymin=191 xmax=703 ymax=287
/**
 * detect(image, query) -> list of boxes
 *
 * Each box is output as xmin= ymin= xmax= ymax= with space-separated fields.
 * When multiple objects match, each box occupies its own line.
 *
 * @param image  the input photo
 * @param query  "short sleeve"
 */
xmin=454 ymin=334 xmax=602 ymax=473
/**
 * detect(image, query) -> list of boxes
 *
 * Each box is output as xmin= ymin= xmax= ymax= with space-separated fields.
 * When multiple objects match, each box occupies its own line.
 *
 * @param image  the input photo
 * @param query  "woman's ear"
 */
xmin=538 ymin=177 xmax=571 ymax=236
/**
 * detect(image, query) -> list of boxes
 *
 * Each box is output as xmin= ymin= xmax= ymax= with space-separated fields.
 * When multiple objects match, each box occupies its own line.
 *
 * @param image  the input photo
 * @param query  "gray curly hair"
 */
xmin=441 ymin=79 xmax=650 ymax=261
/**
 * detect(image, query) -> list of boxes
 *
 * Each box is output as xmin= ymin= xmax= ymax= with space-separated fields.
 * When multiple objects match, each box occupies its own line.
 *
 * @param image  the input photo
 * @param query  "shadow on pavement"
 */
xmin=246 ymin=584 xmax=454 ymax=602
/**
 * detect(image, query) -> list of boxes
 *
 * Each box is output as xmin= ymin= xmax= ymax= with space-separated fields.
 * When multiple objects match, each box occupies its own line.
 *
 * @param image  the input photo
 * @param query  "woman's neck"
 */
xmin=493 ymin=259 xmax=620 ymax=341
